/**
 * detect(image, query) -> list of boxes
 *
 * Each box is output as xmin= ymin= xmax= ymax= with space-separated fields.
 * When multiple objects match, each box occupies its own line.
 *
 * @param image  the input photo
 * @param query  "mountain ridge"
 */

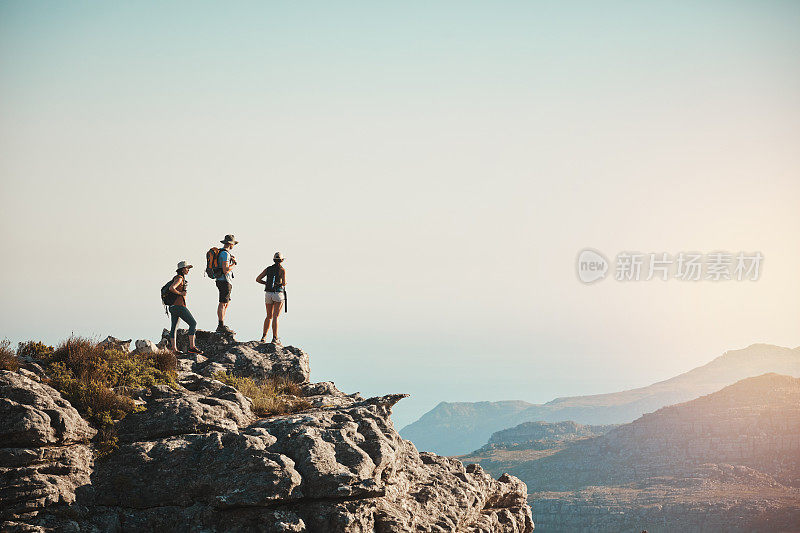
xmin=401 ymin=343 xmax=800 ymax=455
xmin=459 ymin=372 xmax=800 ymax=532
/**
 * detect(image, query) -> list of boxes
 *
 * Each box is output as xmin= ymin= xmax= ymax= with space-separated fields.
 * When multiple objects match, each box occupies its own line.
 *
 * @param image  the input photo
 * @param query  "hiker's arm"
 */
xmin=221 ymin=259 xmax=233 ymax=274
xmin=255 ymin=269 xmax=268 ymax=285
xmin=282 ymin=271 xmax=287 ymax=286
xmin=169 ymin=277 xmax=186 ymax=296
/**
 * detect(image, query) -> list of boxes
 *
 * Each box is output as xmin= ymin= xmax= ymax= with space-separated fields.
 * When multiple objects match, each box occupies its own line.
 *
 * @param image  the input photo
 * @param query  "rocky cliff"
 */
xmin=0 ymin=331 xmax=533 ymax=532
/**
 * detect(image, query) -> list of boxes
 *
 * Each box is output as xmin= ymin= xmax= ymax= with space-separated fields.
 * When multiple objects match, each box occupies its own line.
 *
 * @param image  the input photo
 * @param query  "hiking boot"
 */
xmin=216 ymin=324 xmax=235 ymax=335
xmin=259 ymin=336 xmax=268 ymax=343
xmin=271 ymin=337 xmax=281 ymax=345
xmin=187 ymin=346 xmax=204 ymax=356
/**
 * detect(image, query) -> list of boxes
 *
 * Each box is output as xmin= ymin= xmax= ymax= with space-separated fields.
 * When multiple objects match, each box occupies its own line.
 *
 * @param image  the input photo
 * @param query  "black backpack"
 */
xmin=264 ymin=264 xmax=285 ymax=292
xmin=160 ymin=276 xmax=182 ymax=306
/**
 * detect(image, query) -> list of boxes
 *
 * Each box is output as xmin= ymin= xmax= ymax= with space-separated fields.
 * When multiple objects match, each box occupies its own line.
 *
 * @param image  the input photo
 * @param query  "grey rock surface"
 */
xmin=0 ymin=371 xmax=96 ymax=447
xmin=0 ymin=371 xmax=95 ymax=519
xmin=132 ymin=339 xmax=157 ymax=354
xmin=114 ymin=373 xmax=255 ymax=442
xmin=98 ymin=336 xmax=132 ymax=353
xmin=162 ymin=329 xmax=311 ymax=383
xmin=1 ymin=333 xmax=533 ymax=532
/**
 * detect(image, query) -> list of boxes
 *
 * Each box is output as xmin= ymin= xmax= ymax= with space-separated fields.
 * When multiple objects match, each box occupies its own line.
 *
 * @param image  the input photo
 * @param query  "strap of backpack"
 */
xmin=220 ymin=249 xmax=233 ymax=279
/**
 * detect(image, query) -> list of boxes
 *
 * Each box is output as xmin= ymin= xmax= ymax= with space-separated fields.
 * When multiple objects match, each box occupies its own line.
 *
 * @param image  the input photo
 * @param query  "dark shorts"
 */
xmin=216 ymin=280 xmax=232 ymax=303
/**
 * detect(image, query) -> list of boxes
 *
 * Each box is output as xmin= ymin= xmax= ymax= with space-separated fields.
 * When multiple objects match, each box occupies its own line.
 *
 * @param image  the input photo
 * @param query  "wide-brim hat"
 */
xmin=221 ymin=234 xmax=239 ymax=245
xmin=177 ymin=261 xmax=193 ymax=270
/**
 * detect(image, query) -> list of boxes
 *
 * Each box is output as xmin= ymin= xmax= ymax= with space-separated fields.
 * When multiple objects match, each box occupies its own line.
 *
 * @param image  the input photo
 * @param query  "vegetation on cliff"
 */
xmin=0 ymin=340 xmax=18 ymax=372
xmin=11 ymin=337 xmax=178 ymax=453
xmin=213 ymin=371 xmax=311 ymax=416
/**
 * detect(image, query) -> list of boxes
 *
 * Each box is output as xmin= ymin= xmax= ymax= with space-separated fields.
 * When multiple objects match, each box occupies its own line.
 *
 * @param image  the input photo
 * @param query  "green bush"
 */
xmin=213 ymin=371 xmax=311 ymax=417
xmin=17 ymin=341 xmax=54 ymax=360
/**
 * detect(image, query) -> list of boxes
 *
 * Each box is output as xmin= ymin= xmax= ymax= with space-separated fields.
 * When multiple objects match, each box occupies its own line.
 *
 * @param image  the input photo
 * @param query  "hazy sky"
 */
xmin=1 ymin=1 xmax=798 ymax=428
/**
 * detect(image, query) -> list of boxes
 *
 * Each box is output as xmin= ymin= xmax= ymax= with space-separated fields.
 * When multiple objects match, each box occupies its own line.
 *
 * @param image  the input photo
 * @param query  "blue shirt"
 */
xmin=217 ymin=249 xmax=233 ymax=283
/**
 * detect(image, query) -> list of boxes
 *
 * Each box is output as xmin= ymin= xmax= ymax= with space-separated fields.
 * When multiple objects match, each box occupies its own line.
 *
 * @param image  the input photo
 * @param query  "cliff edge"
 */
xmin=0 ymin=330 xmax=533 ymax=532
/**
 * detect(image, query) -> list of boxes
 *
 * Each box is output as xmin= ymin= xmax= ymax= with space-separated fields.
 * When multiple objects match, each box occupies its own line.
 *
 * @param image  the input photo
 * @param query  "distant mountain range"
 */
xmin=460 ymin=372 xmax=800 ymax=532
xmin=400 ymin=343 xmax=800 ymax=455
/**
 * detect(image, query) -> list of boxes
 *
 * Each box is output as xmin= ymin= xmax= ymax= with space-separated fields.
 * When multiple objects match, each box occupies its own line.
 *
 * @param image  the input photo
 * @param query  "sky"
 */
xmin=1 ymin=1 xmax=798 ymax=428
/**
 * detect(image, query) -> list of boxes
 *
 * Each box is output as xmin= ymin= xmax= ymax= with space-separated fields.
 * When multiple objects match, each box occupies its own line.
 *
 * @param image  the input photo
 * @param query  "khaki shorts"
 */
xmin=265 ymin=291 xmax=285 ymax=304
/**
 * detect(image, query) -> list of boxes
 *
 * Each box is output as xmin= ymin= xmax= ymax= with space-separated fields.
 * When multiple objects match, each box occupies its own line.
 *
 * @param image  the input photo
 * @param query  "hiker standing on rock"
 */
xmin=215 ymin=234 xmax=238 ymax=335
xmin=166 ymin=261 xmax=203 ymax=355
xmin=256 ymin=252 xmax=286 ymax=344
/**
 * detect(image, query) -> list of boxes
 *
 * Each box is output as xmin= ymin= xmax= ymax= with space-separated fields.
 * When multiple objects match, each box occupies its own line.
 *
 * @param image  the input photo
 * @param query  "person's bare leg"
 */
xmin=189 ymin=334 xmax=197 ymax=350
xmin=271 ymin=302 xmax=282 ymax=340
xmin=217 ymin=302 xmax=225 ymax=323
xmin=262 ymin=301 xmax=273 ymax=341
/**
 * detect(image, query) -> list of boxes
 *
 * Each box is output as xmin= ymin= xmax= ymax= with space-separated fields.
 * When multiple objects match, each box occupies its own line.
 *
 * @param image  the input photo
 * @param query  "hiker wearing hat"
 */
xmin=216 ymin=234 xmax=238 ymax=334
xmin=167 ymin=261 xmax=202 ymax=354
xmin=256 ymin=252 xmax=286 ymax=344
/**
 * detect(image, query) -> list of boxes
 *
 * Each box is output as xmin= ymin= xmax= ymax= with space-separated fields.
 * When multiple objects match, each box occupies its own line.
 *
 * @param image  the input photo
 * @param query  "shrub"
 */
xmin=23 ymin=336 xmax=177 ymax=455
xmin=213 ymin=372 xmax=311 ymax=417
xmin=17 ymin=341 xmax=54 ymax=360
xmin=0 ymin=340 xmax=18 ymax=371
xmin=148 ymin=350 xmax=178 ymax=374
xmin=110 ymin=352 xmax=178 ymax=390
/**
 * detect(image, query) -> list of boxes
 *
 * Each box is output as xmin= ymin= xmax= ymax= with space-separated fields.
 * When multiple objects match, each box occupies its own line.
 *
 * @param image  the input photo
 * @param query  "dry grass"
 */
xmin=0 ymin=340 xmax=18 ymax=371
xmin=213 ymin=371 xmax=311 ymax=417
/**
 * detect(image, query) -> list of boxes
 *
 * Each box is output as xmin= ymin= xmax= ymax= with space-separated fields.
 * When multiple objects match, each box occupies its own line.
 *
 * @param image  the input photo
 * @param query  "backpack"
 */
xmin=160 ymin=275 xmax=182 ymax=306
xmin=264 ymin=264 xmax=285 ymax=292
xmin=206 ymin=247 xmax=223 ymax=278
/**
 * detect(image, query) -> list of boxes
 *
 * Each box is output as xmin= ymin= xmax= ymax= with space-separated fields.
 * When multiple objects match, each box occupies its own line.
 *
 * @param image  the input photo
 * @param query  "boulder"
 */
xmin=114 ymin=374 xmax=254 ymax=442
xmin=300 ymin=381 xmax=364 ymax=408
xmin=164 ymin=329 xmax=311 ymax=383
xmin=92 ymin=431 xmax=303 ymax=509
xmin=0 ymin=371 xmax=95 ymax=447
xmin=132 ymin=339 xmax=157 ymax=355
xmin=0 ymin=371 xmax=95 ymax=519
xmin=87 ymin=390 xmax=533 ymax=531
xmin=0 ymin=444 xmax=93 ymax=517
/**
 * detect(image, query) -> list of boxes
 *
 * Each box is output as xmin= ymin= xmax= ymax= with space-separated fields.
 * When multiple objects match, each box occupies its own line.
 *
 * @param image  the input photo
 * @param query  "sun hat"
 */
xmin=221 ymin=234 xmax=239 ymax=245
xmin=274 ymin=251 xmax=284 ymax=261
xmin=177 ymin=261 xmax=193 ymax=270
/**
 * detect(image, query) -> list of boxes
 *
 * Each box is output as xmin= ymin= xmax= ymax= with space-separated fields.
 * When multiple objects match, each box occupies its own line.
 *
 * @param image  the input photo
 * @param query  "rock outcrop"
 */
xmin=1 ymin=331 xmax=533 ymax=532
xmin=160 ymin=329 xmax=311 ymax=383
xmin=0 ymin=371 xmax=96 ymax=519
